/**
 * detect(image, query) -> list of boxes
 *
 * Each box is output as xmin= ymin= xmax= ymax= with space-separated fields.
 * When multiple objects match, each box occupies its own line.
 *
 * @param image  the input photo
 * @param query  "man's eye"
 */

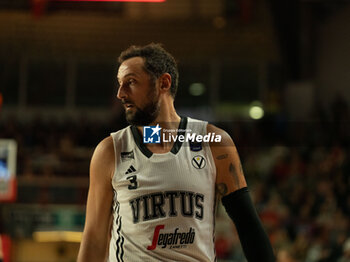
xmin=128 ymin=79 xmax=136 ymax=85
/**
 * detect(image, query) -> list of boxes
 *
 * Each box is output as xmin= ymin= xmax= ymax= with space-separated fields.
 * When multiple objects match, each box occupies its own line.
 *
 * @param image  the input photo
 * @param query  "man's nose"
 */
xmin=116 ymin=84 xmax=126 ymax=100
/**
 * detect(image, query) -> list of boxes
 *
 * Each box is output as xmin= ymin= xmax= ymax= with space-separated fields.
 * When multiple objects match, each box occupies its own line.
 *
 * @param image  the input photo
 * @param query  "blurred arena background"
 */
xmin=0 ymin=0 xmax=350 ymax=261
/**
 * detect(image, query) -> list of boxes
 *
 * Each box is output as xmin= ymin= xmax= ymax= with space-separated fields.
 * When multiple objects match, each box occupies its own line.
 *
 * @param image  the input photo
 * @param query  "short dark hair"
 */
xmin=118 ymin=43 xmax=179 ymax=98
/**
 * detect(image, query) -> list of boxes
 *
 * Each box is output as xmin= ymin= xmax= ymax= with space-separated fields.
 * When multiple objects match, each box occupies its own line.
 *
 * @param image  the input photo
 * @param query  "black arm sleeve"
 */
xmin=221 ymin=187 xmax=275 ymax=262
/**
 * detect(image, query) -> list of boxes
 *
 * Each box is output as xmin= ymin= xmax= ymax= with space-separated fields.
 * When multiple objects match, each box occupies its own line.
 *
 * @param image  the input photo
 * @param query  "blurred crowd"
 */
xmin=0 ymin=95 xmax=349 ymax=261
xmin=216 ymin=95 xmax=350 ymax=262
xmin=0 ymin=113 xmax=127 ymax=178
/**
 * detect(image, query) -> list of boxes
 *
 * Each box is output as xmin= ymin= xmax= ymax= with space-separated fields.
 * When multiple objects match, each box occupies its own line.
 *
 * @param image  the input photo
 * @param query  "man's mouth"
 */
xmin=122 ymin=101 xmax=134 ymax=109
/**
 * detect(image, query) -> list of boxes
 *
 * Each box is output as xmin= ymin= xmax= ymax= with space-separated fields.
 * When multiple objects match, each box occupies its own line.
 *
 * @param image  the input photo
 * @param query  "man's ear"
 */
xmin=159 ymin=73 xmax=172 ymax=93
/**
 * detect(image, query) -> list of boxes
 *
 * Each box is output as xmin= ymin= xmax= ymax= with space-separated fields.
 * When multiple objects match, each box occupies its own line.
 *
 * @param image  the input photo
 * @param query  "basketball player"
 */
xmin=77 ymin=44 xmax=275 ymax=262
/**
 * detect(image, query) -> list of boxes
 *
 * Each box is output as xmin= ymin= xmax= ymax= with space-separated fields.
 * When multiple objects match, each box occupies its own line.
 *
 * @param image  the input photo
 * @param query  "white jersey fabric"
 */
xmin=108 ymin=117 xmax=217 ymax=262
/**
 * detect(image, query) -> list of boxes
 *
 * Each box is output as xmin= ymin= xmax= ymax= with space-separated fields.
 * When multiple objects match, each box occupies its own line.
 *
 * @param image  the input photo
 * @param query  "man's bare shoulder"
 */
xmin=207 ymin=123 xmax=235 ymax=147
xmin=94 ymin=136 xmax=115 ymax=157
xmin=90 ymin=136 xmax=115 ymax=179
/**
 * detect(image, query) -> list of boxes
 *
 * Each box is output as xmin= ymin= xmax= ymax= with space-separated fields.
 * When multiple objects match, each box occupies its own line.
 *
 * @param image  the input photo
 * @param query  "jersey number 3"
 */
xmin=127 ymin=175 xmax=138 ymax=190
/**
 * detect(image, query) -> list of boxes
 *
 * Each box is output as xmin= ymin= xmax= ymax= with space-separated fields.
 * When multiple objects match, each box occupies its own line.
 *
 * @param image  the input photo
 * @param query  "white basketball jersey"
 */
xmin=108 ymin=117 xmax=217 ymax=262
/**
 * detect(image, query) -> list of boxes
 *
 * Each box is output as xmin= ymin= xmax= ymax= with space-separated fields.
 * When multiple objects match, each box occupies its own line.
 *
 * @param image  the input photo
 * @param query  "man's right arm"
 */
xmin=77 ymin=137 xmax=115 ymax=262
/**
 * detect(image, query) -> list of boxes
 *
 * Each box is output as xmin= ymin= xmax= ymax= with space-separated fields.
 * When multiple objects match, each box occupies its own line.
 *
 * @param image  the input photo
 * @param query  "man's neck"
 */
xmin=137 ymin=97 xmax=181 ymax=131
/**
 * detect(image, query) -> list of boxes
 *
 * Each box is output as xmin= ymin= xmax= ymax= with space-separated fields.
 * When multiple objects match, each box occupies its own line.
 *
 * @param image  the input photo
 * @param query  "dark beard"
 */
xmin=125 ymin=96 xmax=159 ymax=126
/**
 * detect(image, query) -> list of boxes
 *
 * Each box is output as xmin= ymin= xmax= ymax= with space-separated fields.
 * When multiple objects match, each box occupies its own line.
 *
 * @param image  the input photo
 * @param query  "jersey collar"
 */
xmin=130 ymin=116 xmax=188 ymax=158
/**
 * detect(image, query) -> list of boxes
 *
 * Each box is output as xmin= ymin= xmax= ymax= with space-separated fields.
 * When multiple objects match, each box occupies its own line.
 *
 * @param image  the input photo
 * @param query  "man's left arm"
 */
xmin=208 ymin=124 xmax=275 ymax=262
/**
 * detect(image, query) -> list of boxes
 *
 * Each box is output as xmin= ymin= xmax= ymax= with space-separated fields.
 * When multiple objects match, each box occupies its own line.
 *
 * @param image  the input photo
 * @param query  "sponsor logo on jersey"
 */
xmin=143 ymin=124 xmax=222 ymax=144
xmin=191 ymin=155 xmax=206 ymax=169
xmin=125 ymin=165 xmax=136 ymax=175
xmin=143 ymin=125 xmax=161 ymax=144
xmin=121 ymin=150 xmax=134 ymax=161
xmin=190 ymin=141 xmax=202 ymax=151
xmin=147 ymin=225 xmax=195 ymax=250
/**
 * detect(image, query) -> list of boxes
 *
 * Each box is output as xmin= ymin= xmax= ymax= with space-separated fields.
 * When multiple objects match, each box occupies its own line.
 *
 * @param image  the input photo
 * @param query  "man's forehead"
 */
xmin=117 ymin=57 xmax=145 ymax=79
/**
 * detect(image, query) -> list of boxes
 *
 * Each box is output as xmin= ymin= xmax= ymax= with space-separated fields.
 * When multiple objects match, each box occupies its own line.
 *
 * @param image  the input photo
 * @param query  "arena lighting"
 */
xmin=33 ymin=231 xmax=82 ymax=243
xmin=249 ymin=106 xmax=264 ymax=120
xmin=189 ymin=83 xmax=206 ymax=96
xmin=55 ymin=0 xmax=165 ymax=2
xmin=249 ymin=101 xmax=264 ymax=120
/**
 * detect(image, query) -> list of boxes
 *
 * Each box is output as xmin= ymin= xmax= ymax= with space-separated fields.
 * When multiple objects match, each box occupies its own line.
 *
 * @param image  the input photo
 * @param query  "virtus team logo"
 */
xmin=191 ymin=155 xmax=206 ymax=169
xmin=143 ymin=124 xmax=221 ymax=144
xmin=147 ymin=225 xmax=196 ymax=250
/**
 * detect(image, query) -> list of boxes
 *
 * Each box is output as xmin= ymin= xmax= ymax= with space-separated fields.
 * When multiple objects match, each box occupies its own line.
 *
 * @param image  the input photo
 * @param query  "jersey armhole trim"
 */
xmin=205 ymin=123 xmax=217 ymax=181
xmin=110 ymin=133 xmax=119 ymax=181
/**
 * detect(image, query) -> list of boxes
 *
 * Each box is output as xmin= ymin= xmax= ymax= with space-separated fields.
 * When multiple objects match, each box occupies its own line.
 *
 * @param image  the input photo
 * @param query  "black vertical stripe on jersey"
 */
xmin=120 ymin=232 xmax=125 ymax=261
xmin=115 ymin=202 xmax=120 ymax=261
xmin=116 ymin=215 xmax=124 ymax=262
xmin=113 ymin=193 xmax=124 ymax=262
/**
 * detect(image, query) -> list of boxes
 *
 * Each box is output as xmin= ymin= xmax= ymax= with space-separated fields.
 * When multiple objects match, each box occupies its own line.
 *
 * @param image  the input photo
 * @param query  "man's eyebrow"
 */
xmin=118 ymin=73 xmax=138 ymax=81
